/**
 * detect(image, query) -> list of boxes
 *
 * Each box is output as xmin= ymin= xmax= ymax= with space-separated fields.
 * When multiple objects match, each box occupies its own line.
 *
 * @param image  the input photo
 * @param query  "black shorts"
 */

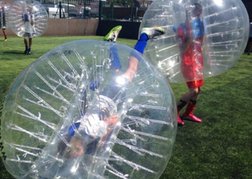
xmin=23 ymin=32 xmax=32 ymax=38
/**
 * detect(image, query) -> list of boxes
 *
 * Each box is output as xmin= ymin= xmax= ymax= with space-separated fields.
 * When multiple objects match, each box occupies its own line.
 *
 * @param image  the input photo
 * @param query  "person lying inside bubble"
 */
xmin=58 ymin=95 xmax=119 ymax=158
xmin=56 ymin=25 xmax=166 ymax=159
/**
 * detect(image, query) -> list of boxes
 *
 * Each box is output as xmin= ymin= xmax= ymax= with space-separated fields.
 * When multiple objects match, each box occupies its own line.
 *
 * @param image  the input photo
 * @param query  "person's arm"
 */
xmin=110 ymin=44 xmax=121 ymax=73
xmin=99 ymin=114 xmax=118 ymax=143
xmin=22 ymin=13 xmax=25 ymax=22
xmin=121 ymin=57 xmax=139 ymax=82
xmin=30 ymin=13 xmax=34 ymax=26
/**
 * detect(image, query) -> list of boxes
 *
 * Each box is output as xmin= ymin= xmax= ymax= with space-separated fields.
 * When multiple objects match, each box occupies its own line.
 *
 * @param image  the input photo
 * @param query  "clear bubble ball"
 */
xmin=1 ymin=40 xmax=177 ymax=179
xmin=7 ymin=0 xmax=48 ymax=38
xmin=139 ymin=0 xmax=250 ymax=83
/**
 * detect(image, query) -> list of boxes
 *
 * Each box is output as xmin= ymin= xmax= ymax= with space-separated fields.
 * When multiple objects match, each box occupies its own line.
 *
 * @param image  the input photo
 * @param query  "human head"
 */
xmin=58 ymin=136 xmax=85 ymax=158
xmin=191 ymin=3 xmax=202 ymax=17
xmin=67 ymin=136 xmax=85 ymax=158
xmin=26 ymin=5 xmax=33 ymax=13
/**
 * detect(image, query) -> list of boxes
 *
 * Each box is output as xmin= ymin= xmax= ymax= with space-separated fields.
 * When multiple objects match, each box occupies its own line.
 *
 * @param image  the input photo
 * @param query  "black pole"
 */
xmin=59 ymin=2 xmax=62 ymax=18
xmin=83 ymin=0 xmax=86 ymax=19
xmin=110 ymin=0 xmax=114 ymax=20
xmin=99 ymin=0 xmax=103 ymax=21
xmin=67 ymin=0 xmax=69 ymax=18
xmin=130 ymin=0 xmax=134 ymax=22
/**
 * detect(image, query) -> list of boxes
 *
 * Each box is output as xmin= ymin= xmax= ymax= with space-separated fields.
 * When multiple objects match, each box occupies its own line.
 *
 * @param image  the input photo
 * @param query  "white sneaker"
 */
xmin=141 ymin=26 xmax=165 ymax=39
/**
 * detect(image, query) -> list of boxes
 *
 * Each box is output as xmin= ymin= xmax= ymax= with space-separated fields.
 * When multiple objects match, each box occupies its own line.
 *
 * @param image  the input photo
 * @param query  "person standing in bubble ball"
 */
xmin=173 ymin=3 xmax=204 ymax=126
xmin=22 ymin=6 xmax=35 ymax=55
xmin=0 ymin=4 xmax=7 ymax=41
xmin=58 ymin=26 xmax=165 ymax=159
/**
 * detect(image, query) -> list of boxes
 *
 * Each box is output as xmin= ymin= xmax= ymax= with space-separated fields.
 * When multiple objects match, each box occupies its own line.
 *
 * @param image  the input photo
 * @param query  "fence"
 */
xmin=5 ymin=18 xmax=99 ymax=36
xmin=42 ymin=0 xmax=150 ymax=21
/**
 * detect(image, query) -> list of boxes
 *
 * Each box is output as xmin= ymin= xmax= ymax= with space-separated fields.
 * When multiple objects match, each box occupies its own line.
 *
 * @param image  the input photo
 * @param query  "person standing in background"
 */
xmin=0 ymin=4 xmax=7 ymax=41
xmin=174 ymin=3 xmax=205 ymax=126
xmin=23 ymin=7 xmax=35 ymax=55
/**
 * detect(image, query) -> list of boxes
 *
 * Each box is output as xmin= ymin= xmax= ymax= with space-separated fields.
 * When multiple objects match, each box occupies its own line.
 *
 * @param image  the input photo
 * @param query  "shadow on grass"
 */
xmin=0 ymin=50 xmax=38 ymax=61
xmin=3 ymin=50 xmax=24 ymax=55
xmin=162 ymin=71 xmax=252 ymax=178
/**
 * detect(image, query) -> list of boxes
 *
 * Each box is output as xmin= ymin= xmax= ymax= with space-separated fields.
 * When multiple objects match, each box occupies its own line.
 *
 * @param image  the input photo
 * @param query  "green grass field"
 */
xmin=0 ymin=36 xmax=251 ymax=179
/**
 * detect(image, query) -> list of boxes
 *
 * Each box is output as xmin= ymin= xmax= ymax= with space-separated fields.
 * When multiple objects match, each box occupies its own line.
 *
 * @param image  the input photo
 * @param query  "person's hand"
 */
xmin=89 ymin=80 xmax=100 ymax=91
xmin=115 ymin=75 xmax=130 ymax=87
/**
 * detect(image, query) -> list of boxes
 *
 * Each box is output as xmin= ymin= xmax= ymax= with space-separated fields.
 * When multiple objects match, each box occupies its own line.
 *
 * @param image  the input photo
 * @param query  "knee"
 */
xmin=194 ymin=88 xmax=201 ymax=95
xmin=190 ymin=88 xmax=201 ymax=97
xmin=139 ymin=33 xmax=149 ymax=41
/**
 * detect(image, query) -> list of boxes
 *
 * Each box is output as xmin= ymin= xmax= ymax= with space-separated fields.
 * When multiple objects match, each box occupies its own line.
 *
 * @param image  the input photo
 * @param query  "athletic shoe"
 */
xmin=104 ymin=25 xmax=122 ymax=42
xmin=141 ymin=26 xmax=165 ymax=39
xmin=177 ymin=115 xmax=185 ymax=126
xmin=26 ymin=48 xmax=31 ymax=55
xmin=182 ymin=113 xmax=202 ymax=123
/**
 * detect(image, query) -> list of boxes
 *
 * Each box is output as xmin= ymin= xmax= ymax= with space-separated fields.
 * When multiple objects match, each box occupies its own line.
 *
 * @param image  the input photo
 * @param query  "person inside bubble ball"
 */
xmin=0 ymin=5 xmax=7 ymax=41
xmin=58 ymin=26 xmax=165 ymax=158
xmin=173 ymin=3 xmax=204 ymax=126
xmin=22 ymin=6 xmax=35 ymax=55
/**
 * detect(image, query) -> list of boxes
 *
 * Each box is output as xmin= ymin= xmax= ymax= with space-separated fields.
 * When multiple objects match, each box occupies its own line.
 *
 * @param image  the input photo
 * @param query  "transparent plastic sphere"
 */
xmin=1 ymin=40 xmax=177 ymax=179
xmin=7 ymin=0 xmax=48 ymax=38
xmin=139 ymin=0 xmax=250 ymax=83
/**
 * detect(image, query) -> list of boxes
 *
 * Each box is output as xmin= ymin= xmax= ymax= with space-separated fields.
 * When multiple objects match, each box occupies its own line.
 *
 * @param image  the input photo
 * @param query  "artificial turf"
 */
xmin=0 ymin=36 xmax=251 ymax=179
